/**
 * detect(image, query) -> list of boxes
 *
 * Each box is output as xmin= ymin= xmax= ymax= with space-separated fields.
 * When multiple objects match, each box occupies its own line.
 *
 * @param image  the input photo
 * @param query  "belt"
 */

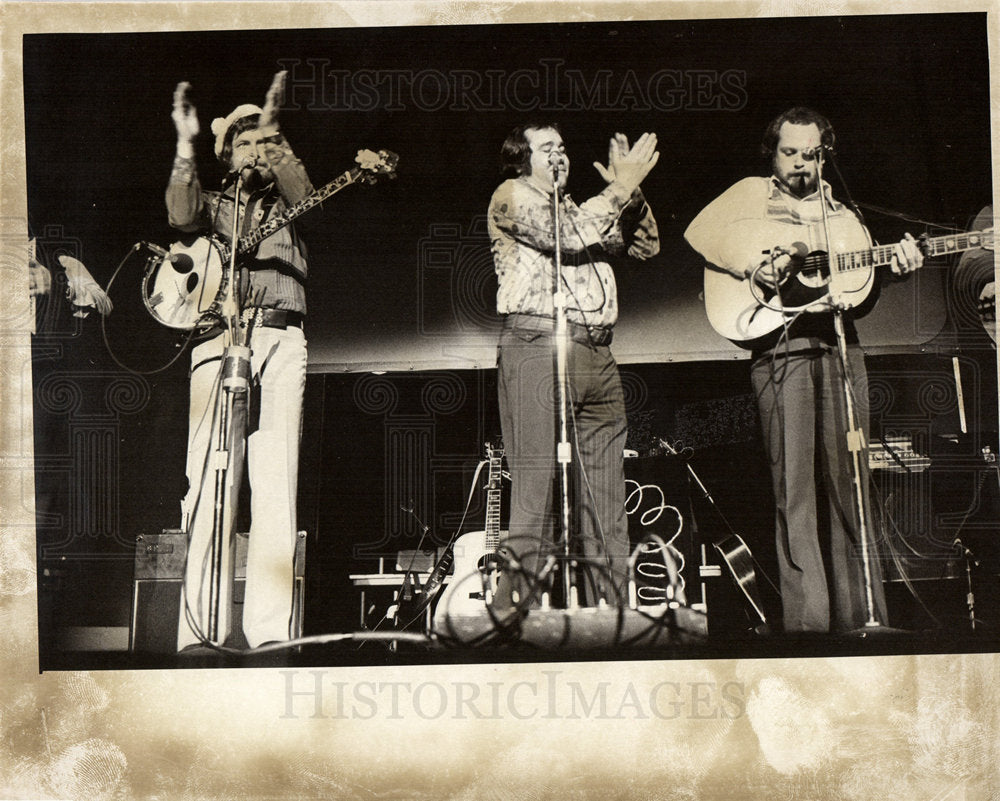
xmin=502 ymin=313 xmax=613 ymax=346
xmin=253 ymin=308 xmax=305 ymax=330
xmin=752 ymin=345 xmax=833 ymax=363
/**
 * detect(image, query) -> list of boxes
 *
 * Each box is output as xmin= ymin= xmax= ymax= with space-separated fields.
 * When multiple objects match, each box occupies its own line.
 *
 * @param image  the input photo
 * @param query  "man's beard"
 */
xmin=785 ymin=172 xmax=816 ymax=198
xmin=240 ymin=165 xmax=274 ymax=191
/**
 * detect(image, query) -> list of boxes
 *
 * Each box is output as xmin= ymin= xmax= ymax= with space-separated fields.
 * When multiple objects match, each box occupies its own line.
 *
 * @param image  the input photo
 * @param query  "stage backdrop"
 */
xmin=23 ymin=13 xmax=994 ymax=372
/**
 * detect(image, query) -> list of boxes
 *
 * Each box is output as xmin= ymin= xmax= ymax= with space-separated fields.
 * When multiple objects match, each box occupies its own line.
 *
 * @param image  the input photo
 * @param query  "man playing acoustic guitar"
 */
xmin=167 ymin=72 xmax=313 ymax=652
xmin=684 ymin=107 xmax=923 ymax=634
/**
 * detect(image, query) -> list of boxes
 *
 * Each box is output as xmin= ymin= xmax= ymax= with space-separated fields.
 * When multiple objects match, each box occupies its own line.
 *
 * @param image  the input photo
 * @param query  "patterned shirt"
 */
xmin=488 ymin=177 xmax=659 ymax=328
xmin=166 ymin=135 xmax=314 ymax=314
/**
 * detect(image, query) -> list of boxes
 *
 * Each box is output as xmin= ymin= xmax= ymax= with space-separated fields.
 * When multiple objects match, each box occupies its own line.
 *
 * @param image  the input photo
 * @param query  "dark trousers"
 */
xmin=495 ymin=326 xmax=630 ymax=609
xmin=751 ymin=338 xmax=888 ymax=632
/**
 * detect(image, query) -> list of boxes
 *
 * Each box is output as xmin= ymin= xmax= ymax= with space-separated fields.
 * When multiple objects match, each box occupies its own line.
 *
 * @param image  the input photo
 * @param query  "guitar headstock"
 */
xmin=485 ymin=436 xmax=505 ymax=459
xmin=355 ymin=148 xmax=399 ymax=185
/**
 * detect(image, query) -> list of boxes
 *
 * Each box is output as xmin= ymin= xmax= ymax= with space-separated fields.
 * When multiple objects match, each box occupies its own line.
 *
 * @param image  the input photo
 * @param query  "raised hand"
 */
xmin=172 ymin=81 xmax=199 ymax=145
xmin=594 ymin=132 xmax=659 ymax=194
xmin=28 ymin=258 xmax=51 ymax=298
xmin=60 ymin=254 xmax=113 ymax=317
xmin=593 ymin=134 xmax=623 ymax=184
xmin=259 ymin=70 xmax=287 ymax=134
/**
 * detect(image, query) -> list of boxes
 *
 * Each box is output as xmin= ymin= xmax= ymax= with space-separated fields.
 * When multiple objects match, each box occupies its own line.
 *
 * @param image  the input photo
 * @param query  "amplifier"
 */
xmin=131 ymin=529 xmax=306 ymax=653
xmin=130 ymin=530 xmax=186 ymax=653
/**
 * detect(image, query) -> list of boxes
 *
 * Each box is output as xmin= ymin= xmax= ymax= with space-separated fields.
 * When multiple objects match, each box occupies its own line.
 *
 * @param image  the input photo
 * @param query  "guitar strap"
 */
xmin=235 ymin=190 xmax=283 ymax=310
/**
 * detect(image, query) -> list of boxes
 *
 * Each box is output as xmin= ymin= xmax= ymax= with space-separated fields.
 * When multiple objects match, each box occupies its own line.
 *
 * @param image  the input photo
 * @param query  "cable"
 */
xmin=100 ymin=244 xmax=201 ymax=376
xmin=179 ymin=355 xmax=236 ymax=649
xmin=183 ymin=630 xmax=435 ymax=657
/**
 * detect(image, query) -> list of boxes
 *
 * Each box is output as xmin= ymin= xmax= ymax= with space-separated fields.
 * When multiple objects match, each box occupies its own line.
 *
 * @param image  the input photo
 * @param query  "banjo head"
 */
xmin=141 ymin=237 xmax=224 ymax=330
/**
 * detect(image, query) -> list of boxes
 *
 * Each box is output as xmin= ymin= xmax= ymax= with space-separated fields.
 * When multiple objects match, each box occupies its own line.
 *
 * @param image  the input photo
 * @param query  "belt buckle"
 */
xmin=240 ymin=307 xmax=260 ymax=330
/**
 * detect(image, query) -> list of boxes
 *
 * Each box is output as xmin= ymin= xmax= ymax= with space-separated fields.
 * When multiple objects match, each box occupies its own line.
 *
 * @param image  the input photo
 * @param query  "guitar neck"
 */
xmin=483 ymin=454 xmax=503 ymax=553
xmin=484 ymin=490 xmax=501 ymax=551
xmin=236 ymin=167 xmax=361 ymax=256
xmin=835 ymin=230 xmax=992 ymax=274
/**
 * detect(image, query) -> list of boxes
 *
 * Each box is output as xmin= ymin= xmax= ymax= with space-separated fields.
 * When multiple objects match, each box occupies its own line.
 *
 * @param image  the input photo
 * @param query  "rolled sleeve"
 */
xmin=684 ymin=177 xmax=768 ymax=277
xmin=165 ymin=155 xmax=204 ymax=232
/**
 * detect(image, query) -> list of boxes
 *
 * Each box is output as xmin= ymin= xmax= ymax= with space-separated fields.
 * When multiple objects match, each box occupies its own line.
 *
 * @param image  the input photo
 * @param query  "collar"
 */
xmin=220 ymin=180 xmax=279 ymax=203
xmin=518 ymin=174 xmax=571 ymax=203
xmin=768 ymin=175 xmax=839 ymax=209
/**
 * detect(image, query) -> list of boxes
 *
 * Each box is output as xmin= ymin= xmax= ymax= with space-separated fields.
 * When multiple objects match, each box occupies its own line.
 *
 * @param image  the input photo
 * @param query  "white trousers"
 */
xmin=177 ymin=325 xmax=306 ymax=649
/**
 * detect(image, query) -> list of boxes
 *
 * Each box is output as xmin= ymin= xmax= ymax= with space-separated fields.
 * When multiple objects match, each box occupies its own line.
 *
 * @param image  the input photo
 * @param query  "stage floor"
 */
xmin=40 ymin=607 xmax=1000 ymax=672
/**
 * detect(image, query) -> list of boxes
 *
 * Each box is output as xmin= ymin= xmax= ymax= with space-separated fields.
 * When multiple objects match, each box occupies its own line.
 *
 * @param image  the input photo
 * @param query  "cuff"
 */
xmin=170 ymin=154 xmax=197 ymax=185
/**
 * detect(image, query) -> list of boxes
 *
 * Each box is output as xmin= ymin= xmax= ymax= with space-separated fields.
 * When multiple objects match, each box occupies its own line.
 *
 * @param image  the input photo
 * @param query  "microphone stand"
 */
xmin=954 ymin=538 xmax=979 ymax=631
xmin=206 ymin=171 xmax=252 ymax=644
xmin=816 ymin=149 xmax=882 ymax=629
xmin=550 ymin=163 xmax=578 ymax=610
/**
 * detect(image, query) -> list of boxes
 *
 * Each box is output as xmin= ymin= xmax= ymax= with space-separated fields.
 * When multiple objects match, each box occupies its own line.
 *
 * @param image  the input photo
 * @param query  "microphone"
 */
xmin=142 ymin=242 xmax=177 ymax=264
xmin=789 ymin=240 xmax=809 ymax=260
xmin=222 ymin=161 xmax=257 ymax=188
xmin=802 ymin=144 xmax=834 ymax=161
xmin=954 ymin=538 xmax=980 ymax=566
xmin=548 ymin=151 xmax=565 ymax=175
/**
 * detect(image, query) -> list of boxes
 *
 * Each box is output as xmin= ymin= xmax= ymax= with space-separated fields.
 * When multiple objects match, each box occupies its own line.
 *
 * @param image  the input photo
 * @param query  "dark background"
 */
xmin=24 ymin=14 xmax=997 ymax=665
xmin=23 ymin=13 xmax=994 ymax=366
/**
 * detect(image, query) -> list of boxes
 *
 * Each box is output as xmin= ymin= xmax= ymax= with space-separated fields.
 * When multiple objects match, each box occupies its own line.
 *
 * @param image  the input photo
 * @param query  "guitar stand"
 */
xmin=659 ymin=439 xmax=771 ymax=634
xmin=954 ymin=538 xmax=980 ymax=632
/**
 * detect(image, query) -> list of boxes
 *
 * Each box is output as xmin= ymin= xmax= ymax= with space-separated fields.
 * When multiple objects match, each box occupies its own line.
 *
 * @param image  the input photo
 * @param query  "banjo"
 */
xmin=140 ymin=148 xmax=398 ymax=330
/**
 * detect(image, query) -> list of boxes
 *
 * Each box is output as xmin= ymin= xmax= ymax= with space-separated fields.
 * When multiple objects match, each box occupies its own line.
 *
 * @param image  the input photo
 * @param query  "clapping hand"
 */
xmin=60 ymin=255 xmax=113 ymax=317
xmin=172 ymin=81 xmax=199 ymax=146
xmin=259 ymin=70 xmax=287 ymax=137
xmin=594 ymin=132 xmax=659 ymax=195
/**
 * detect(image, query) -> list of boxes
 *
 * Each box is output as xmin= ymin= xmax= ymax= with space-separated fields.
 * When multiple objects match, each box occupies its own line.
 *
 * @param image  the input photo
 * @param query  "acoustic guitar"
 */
xmin=703 ymin=216 xmax=994 ymax=346
xmin=657 ymin=439 xmax=769 ymax=628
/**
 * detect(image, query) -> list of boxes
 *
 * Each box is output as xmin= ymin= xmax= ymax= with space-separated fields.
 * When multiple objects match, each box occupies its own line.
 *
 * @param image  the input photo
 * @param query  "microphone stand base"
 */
xmin=841 ymin=625 xmax=912 ymax=638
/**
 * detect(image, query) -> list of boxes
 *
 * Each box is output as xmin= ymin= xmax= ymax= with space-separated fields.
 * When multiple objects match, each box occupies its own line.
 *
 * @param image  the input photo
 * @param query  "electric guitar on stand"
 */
xmin=139 ymin=148 xmax=399 ymax=330
xmin=432 ymin=442 xmax=506 ymax=629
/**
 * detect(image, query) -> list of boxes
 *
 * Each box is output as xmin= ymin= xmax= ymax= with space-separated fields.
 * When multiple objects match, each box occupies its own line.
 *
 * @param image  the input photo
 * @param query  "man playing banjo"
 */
xmin=167 ymin=71 xmax=312 ymax=651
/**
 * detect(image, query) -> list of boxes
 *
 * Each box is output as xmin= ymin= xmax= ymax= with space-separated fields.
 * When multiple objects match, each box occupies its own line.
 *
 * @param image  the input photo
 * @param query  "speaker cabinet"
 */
xmin=130 ymin=530 xmax=186 ymax=653
xmin=131 ymin=529 xmax=306 ymax=653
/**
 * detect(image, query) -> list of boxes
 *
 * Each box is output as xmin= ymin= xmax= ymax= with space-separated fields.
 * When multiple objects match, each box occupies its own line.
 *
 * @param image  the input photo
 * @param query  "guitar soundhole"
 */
xmin=186 ymin=273 xmax=200 ymax=294
xmin=478 ymin=554 xmax=498 ymax=575
xmin=172 ymin=253 xmax=195 ymax=275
